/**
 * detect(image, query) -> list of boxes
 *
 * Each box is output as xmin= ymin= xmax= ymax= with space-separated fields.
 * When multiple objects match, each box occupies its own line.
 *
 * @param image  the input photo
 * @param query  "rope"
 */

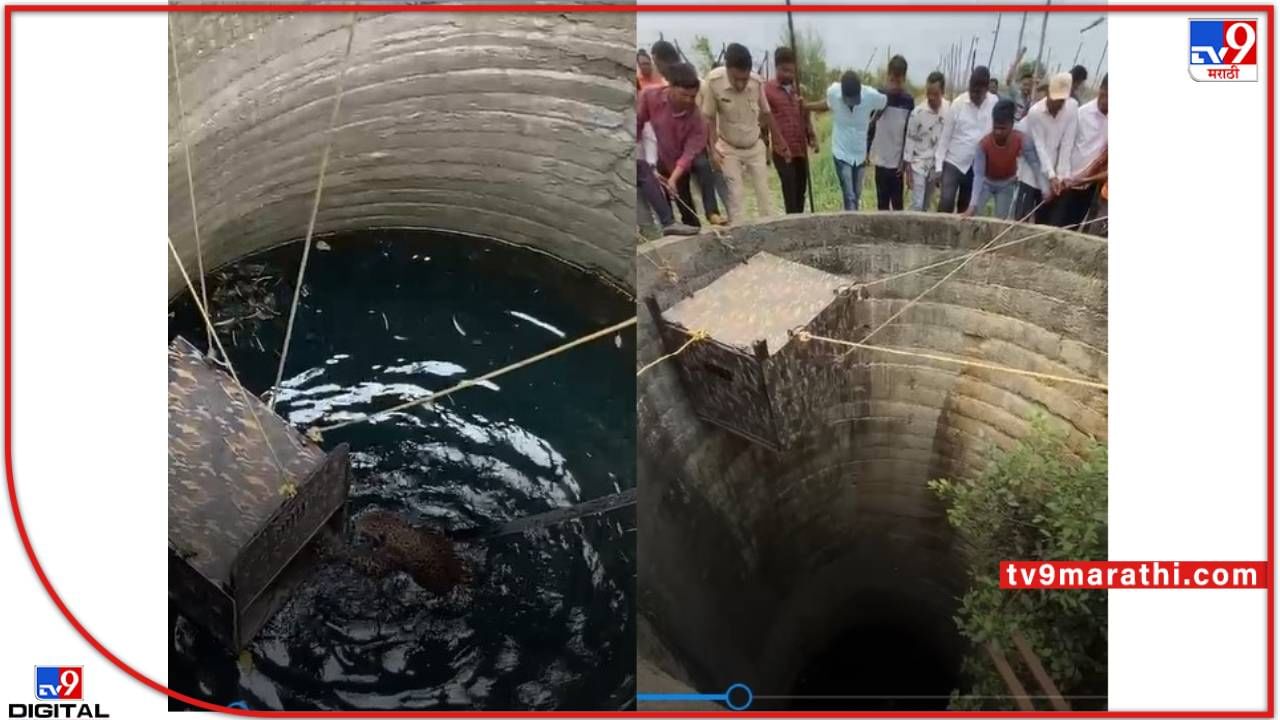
xmin=796 ymin=330 xmax=1107 ymax=391
xmin=637 ymin=231 xmax=680 ymax=281
xmin=309 ymin=317 xmax=637 ymax=440
xmin=860 ymin=197 xmax=1049 ymax=345
xmin=837 ymin=214 xmax=1109 ymax=296
xmin=270 ymin=12 xmax=358 ymax=411
xmin=636 ymin=329 xmax=708 ymax=377
xmin=168 ymin=16 xmax=209 ymax=353
xmin=167 ymin=237 xmax=297 ymax=496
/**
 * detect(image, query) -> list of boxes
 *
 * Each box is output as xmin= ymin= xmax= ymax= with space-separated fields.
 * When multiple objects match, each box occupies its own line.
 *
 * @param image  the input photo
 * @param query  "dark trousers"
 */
xmin=773 ymin=153 xmax=809 ymax=214
xmin=666 ymin=153 xmax=721 ymax=227
xmin=1014 ymin=182 xmax=1053 ymax=224
xmin=874 ymin=165 xmax=904 ymax=210
xmin=637 ymin=161 xmax=674 ymax=227
xmin=938 ymin=162 xmax=973 ymax=214
xmin=1052 ymin=183 xmax=1099 ymax=229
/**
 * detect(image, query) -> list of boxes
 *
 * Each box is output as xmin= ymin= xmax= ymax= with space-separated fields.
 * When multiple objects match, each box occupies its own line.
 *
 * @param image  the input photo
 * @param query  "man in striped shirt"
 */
xmin=763 ymin=46 xmax=817 ymax=214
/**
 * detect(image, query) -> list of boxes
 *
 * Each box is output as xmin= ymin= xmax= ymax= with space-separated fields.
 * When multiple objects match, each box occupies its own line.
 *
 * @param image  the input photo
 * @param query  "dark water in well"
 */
xmin=787 ymin=592 xmax=960 ymax=712
xmin=167 ymin=230 xmax=635 ymax=711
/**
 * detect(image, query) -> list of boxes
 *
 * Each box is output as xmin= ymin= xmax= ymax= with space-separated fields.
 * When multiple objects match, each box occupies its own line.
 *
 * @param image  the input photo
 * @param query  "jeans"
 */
xmin=834 ymin=157 xmax=866 ymax=211
xmin=773 ymin=153 xmax=809 ymax=214
xmin=637 ymin=160 xmax=674 ymax=227
xmin=909 ymin=166 xmax=935 ymax=211
xmin=874 ymin=165 xmax=904 ymax=210
xmin=938 ymin=161 xmax=973 ymax=214
xmin=970 ymin=178 xmax=1018 ymax=219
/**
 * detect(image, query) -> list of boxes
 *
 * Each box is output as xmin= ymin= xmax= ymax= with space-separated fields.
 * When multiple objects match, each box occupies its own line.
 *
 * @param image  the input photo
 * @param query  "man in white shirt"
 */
xmin=934 ymin=66 xmax=997 ymax=213
xmin=1055 ymin=74 xmax=1108 ymax=228
xmin=903 ymin=71 xmax=949 ymax=211
xmin=1012 ymin=72 xmax=1079 ymax=224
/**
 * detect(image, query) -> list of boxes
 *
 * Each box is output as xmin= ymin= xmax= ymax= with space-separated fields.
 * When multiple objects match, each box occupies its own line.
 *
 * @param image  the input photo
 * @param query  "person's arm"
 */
xmin=1005 ymin=46 xmax=1026 ymax=89
xmin=761 ymin=82 xmax=789 ymax=161
xmin=935 ymin=100 xmax=956 ymax=174
xmin=806 ymin=98 xmax=830 ymax=112
xmin=1028 ymin=111 xmax=1059 ymax=192
xmin=902 ymin=110 xmax=920 ymax=188
xmin=965 ymin=143 xmax=988 ymax=215
xmin=636 ymin=90 xmax=650 ymax=138
xmin=1055 ymin=105 xmax=1080 ymax=183
xmin=705 ymin=113 xmax=721 ymax=166
xmin=902 ymin=109 xmax=919 ymax=168
xmin=899 ymin=96 xmax=915 ymax=171
xmin=804 ymin=97 xmax=818 ymax=151
xmin=1070 ymin=144 xmax=1108 ymax=186
xmin=869 ymin=87 xmax=888 ymax=113
xmin=1017 ymin=131 xmax=1042 ymax=179
xmin=672 ymin=115 xmax=707 ymax=190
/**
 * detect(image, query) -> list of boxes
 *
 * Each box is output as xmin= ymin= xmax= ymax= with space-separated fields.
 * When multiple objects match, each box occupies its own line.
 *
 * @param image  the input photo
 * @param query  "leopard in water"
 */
xmin=323 ymin=510 xmax=471 ymax=594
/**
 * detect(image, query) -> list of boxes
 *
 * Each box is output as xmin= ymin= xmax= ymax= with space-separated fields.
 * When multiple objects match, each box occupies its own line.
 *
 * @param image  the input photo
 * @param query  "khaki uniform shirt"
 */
xmin=700 ymin=66 xmax=769 ymax=149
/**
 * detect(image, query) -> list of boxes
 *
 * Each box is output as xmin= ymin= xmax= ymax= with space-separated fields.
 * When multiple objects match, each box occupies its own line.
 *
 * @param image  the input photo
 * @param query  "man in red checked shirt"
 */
xmin=763 ymin=46 xmax=818 ymax=214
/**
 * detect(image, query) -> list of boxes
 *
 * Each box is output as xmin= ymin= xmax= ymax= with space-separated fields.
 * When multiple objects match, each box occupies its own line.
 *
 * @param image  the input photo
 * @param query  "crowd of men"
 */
xmin=636 ymin=39 xmax=1108 ymax=236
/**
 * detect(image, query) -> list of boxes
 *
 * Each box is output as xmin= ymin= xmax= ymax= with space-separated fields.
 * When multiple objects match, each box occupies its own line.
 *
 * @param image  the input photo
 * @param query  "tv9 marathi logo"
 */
xmin=1189 ymin=18 xmax=1258 ymax=81
xmin=34 ymin=668 xmax=80 ymax=701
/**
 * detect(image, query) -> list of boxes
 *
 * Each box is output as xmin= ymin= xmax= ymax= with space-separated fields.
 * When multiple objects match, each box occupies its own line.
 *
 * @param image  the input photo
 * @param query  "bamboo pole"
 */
xmin=988 ymin=13 xmax=1002 ymax=66
xmin=1032 ymin=0 xmax=1051 ymax=84
xmin=1093 ymin=39 xmax=1108 ymax=88
xmin=784 ymin=0 xmax=816 ymax=213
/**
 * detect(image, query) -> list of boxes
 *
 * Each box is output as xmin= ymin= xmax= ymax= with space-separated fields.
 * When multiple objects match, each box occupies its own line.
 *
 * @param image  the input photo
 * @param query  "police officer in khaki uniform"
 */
xmin=701 ymin=43 xmax=783 ymax=222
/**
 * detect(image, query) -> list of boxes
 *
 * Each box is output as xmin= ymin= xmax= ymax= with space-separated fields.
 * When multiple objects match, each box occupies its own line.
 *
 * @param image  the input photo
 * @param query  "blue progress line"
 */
xmin=637 ymin=683 xmax=754 ymax=711
xmin=637 ymin=692 xmax=727 ymax=702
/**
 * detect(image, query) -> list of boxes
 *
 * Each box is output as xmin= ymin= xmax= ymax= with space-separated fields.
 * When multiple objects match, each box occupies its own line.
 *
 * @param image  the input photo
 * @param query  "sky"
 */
xmin=636 ymin=1 xmax=1109 ymax=87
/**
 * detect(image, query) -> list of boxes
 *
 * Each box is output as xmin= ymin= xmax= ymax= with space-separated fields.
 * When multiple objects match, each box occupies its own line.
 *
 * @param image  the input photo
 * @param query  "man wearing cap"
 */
xmin=808 ymin=70 xmax=887 ymax=211
xmin=703 ymin=43 xmax=783 ymax=222
xmin=934 ymin=66 xmax=998 ymax=213
xmin=1013 ymin=71 xmax=1079 ymax=223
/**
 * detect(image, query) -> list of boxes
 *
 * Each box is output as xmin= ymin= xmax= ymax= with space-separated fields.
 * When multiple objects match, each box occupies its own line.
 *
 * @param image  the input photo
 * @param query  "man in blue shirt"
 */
xmin=808 ymin=71 xmax=887 ymax=210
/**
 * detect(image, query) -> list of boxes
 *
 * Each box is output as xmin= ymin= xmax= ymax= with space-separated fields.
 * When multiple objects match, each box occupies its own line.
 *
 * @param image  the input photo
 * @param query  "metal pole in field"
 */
xmin=988 ymin=13 xmax=1002 ymax=67
xmin=1093 ymin=39 xmax=1108 ymax=88
xmin=785 ymin=0 xmax=816 ymax=213
xmin=1033 ymin=0 xmax=1051 ymax=85
xmin=1071 ymin=40 xmax=1083 ymax=66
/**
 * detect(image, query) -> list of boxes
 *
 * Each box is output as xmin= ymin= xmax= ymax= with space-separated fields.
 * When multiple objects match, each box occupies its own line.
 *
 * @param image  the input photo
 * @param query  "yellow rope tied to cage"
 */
xmin=635 ymin=329 xmax=710 ymax=377
xmin=795 ymin=330 xmax=1107 ymax=391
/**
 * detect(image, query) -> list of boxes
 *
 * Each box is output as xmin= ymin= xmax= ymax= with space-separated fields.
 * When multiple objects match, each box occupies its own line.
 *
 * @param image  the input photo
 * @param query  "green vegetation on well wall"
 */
xmin=930 ymin=415 xmax=1108 ymax=711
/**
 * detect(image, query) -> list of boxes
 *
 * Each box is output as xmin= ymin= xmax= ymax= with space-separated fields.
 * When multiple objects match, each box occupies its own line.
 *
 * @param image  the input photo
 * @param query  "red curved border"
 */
xmin=5 ymin=3 xmax=1274 ymax=718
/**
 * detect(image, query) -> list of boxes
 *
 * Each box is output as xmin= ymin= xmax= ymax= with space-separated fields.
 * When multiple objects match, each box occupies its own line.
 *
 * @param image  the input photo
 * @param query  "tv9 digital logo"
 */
xmin=34 ymin=667 xmax=81 ymax=701
xmin=1189 ymin=18 xmax=1259 ymax=81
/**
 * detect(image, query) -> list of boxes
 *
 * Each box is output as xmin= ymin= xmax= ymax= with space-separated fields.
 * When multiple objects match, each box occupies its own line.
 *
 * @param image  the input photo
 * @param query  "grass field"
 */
xmin=751 ymin=113 xmax=942 ymax=216
xmin=642 ymin=113 xmax=946 ymax=234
